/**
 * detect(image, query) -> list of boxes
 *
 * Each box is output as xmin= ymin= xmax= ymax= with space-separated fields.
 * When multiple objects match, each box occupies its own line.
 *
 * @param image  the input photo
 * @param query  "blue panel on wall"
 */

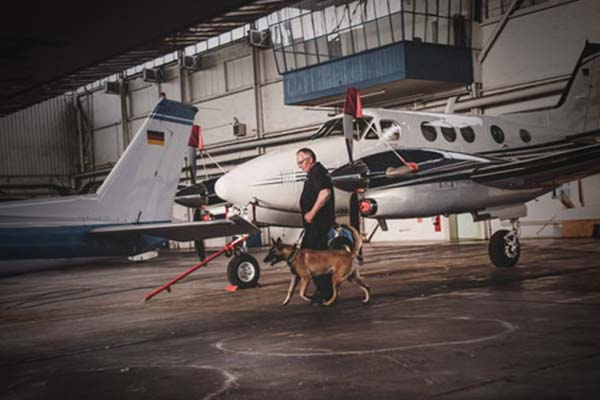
xmin=283 ymin=42 xmax=473 ymax=105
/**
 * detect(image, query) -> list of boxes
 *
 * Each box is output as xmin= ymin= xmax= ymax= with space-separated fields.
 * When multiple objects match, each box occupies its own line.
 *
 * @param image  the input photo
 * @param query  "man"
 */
xmin=296 ymin=148 xmax=335 ymax=304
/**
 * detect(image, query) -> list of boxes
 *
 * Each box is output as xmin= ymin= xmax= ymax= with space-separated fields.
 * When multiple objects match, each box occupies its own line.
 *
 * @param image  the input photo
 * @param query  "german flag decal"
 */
xmin=147 ymin=130 xmax=165 ymax=146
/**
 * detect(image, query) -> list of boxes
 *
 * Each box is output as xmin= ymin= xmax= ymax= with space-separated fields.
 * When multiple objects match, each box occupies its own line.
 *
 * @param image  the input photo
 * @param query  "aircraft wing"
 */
xmin=348 ymin=138 xmax=600 ymax=192
xmin=89 ymin=216 xmax=260 ymax=241
xmin=472 ymin=141 xmax=600 ymax=189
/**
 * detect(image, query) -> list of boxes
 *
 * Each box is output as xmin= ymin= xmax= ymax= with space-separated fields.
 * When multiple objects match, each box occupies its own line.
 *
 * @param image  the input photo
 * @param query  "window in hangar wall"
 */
xmin=482 ymin=0 xmax=553 ymax=20
xmin=268 ymin=0 xmax=474 ymax=74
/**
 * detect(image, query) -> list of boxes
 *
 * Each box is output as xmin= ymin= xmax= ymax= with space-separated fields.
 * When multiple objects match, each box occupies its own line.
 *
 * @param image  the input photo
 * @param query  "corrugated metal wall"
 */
xmin=0 ymin=95 xmax=77 ymax=177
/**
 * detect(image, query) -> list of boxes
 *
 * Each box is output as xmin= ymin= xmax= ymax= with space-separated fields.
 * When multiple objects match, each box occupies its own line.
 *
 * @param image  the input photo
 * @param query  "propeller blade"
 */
xmin=343 ymin=114 xmax=354 ymax=164
xmin=331 ymin=162 xmax=370 ymax=192
xmin=187 ymin=147 xmax=197 ymax=184
xmin=342 ymin=87 xmax=363 ymax=165
xmin=187 ymin=124 xmax=203 ymax=185
xmin=174 ymin=183 xmax=209 ymax=208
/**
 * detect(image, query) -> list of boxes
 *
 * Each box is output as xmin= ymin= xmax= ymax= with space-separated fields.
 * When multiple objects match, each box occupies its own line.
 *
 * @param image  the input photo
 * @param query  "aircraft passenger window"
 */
xmin=519 ymin=128 xmax=532 ymax=143
xmin=421 ymin=121 xmax=437 ymax=142
xmin=441 ymin=126 xmax=457 ymax=142
xmin=460 ymin=126 xmax=475 ymax=143
xmin=490 ymin=125 xmax=505 ymax=144
xmin=379 ymin=120 xmax=401 ymax=141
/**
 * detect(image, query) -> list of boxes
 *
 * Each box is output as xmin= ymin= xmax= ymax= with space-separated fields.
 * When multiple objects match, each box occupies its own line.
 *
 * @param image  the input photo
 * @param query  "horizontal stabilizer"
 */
xmin=89 ymin=216 xmax=259 ymax=242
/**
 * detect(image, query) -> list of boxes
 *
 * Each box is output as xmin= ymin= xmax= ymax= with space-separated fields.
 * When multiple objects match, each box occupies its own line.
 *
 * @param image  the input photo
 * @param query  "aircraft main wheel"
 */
xmin=227 ymin=254 xmax=260 ymax=288
xmin=489 ymin=229 xmax=520 ymax=268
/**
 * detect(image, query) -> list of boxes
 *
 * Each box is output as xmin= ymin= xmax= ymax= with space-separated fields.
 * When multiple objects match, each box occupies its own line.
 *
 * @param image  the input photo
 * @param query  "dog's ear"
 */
xmin=271 ymin=238 xmax=277 ymax=246
xmin=276 ymin=237 xmax=283 ymax=250
xmin=276 ymin=237 xmax=282 ymax=244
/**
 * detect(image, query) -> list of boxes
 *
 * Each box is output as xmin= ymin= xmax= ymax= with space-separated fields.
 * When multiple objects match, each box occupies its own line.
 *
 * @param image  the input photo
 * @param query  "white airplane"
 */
xmin=214 ymin=41 xmax=600 ymax=268
xmin=0 ymin=98 xmax=258 ymax=266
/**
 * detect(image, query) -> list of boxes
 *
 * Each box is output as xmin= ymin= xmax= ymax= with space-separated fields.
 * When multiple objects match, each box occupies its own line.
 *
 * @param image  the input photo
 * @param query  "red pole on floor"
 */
xmin=143 ymin=235 xmax=248 ymax=302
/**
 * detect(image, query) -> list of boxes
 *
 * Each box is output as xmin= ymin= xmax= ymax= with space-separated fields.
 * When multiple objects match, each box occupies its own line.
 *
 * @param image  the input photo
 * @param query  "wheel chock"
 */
xmin=225 ymin=285 xmax=239 ymax=292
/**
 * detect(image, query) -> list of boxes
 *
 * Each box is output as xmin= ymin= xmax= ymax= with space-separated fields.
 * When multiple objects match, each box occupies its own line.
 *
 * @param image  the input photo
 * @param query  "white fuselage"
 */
xmin=214 ymin=108 xmax=567 ymax=224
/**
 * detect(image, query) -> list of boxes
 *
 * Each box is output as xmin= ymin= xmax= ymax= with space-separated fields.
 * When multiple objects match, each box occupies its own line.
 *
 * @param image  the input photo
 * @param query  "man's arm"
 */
xmin=304 ymin=188 xmax=331 ymax=224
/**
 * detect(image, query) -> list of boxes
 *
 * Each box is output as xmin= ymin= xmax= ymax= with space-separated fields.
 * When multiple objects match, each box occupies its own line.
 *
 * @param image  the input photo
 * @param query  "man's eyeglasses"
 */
xmin=297 ymin=157 xmax=310 ymax=167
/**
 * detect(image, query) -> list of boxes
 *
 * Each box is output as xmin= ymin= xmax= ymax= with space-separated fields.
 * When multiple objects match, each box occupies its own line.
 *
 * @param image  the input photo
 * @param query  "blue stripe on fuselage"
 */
xmin=150 ymin=99 xmax=197 ymax=125
xmin=0 ymin=225 xmax=166 ymax=260
xmin=150 ymin=113 xmax=194 ymax=126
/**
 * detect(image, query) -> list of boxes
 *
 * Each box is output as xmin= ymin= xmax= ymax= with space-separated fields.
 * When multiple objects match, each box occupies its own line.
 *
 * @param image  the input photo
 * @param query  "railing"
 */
xmin=269 ymin=0 xmax=474 ymax=74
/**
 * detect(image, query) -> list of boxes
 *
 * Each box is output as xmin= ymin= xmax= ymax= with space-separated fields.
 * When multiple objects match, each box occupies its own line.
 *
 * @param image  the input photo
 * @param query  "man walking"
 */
xmin=296 ymin=148 xmax=335 ymax=304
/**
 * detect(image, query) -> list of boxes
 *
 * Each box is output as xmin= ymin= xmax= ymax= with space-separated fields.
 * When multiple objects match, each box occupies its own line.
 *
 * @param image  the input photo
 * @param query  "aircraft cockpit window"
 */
xmin=379 ymin=120 xmax=401 ymax=141
xmin=460 ymin=125 xmax=475 ymax=143
xmin=363 ymin=120 xmax=379 ymax=140
xmin=310 ymin=117 xmax=373 ymax=140
xmin=490 ymin=125 xmax=505 ymax=144
xmin=441 ymin=126 xmax=457 ymax=142
xmin=421 ymin=121 xmax=437 ymax=142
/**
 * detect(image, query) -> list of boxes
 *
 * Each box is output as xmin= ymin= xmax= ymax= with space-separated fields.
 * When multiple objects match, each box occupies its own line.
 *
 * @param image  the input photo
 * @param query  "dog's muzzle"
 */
xmin=263 ymin=252 xmax=284 ymax=266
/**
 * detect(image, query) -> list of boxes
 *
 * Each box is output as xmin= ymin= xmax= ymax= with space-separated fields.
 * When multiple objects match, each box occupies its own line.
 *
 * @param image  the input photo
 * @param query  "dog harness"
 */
xmin=285 ymin=246 xmax=300 ymax=276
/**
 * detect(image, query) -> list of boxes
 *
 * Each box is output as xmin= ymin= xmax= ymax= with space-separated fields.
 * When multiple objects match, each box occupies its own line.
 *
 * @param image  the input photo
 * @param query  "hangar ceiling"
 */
xmin=0 ymin=0 xmax=294 ymax=117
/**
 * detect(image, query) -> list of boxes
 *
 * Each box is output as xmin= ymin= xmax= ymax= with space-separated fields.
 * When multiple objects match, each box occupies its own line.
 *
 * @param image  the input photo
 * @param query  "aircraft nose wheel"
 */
xmin=489 ymin=219 xmax=521 ymax=268
xmin=227 ymin=253 xmax=260 ymax=288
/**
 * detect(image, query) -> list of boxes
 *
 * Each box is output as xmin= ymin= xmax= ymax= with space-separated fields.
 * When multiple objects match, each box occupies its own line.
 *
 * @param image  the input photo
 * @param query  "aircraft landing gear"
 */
xmin=227 ymin=253 xmax=260 ymax=289
xmin=488 ymin=218 xmax=521 ymax=268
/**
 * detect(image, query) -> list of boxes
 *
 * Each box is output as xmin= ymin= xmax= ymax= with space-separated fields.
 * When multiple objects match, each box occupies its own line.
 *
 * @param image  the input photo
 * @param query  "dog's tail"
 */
xmin=347 ymin=225 xmax=363 ymax=259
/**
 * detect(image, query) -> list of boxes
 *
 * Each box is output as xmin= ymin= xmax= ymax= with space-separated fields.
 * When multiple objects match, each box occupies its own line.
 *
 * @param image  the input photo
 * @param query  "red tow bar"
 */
xmin=143 ymin=235 xmax=248 ymax=302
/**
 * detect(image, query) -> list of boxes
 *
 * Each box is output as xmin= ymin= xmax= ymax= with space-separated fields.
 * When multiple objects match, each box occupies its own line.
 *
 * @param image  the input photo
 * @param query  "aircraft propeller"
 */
xmin=342 ymin=87 xmax=362 ymax=165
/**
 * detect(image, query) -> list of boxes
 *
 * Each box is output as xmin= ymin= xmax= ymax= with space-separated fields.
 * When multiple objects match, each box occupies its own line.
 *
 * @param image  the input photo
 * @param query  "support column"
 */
xmin=75 ymin=93 xmax=85 ymax=173
xmin=251 ymin=26 xmax=267 ymax=245
xmin=448 ymin=214 xmax=459 ymax=243
xmin=119 ymin=73 xmax=130 ymax=153
xmin=251 ymin=37 xmax=265 ymax=150
xmin=178 ymin=50 xmax=188 ymax=104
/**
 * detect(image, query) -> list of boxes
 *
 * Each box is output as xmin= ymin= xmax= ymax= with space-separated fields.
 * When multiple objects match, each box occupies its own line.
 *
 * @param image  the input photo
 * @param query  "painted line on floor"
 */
xmin=214 ymin=316 xmax=518 ymax=358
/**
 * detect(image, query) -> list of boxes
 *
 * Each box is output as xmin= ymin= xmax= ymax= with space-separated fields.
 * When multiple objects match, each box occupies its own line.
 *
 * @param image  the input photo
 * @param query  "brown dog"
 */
xmin=263 ymin=226 xmax=370 ymax=306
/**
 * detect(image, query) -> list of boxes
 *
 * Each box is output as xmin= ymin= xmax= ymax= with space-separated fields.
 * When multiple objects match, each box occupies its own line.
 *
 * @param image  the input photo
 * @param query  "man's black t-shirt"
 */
xmin=300 ymin=162 xmax=335 ymax=229
xmin=300 ymin=161 xmax=336 ymax=295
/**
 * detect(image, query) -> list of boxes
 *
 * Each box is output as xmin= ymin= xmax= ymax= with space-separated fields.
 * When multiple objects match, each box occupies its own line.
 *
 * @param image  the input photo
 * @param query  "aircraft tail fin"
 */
xmin=97 ymin=98 xmax=198 ymax=223
xmin=507 ymin=42 xmax=600 ymax=133
xmin=549 ymin=41 xmax=600 ymax=132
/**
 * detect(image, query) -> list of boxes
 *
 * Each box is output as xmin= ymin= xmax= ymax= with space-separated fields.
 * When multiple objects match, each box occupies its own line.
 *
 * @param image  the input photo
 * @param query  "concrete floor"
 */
xmin=1 ymin=238 xmax=600 ymax=399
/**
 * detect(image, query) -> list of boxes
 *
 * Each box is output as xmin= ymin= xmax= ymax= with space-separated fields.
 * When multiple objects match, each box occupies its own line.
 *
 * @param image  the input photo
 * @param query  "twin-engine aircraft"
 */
xmin=0 ymin=98 xmax=258 ymax=263
xmin=214 ymin=41 xmax=600 ymax=268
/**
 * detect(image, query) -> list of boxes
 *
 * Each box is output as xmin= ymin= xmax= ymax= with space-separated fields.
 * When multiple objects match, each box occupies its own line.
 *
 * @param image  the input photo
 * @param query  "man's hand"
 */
xmin=304 ymin=210 xmax=315 ymax=224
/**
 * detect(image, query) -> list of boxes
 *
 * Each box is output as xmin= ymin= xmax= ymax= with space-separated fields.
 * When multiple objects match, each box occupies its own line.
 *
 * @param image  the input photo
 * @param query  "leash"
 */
xmin=294 ymin=228 xmax=305 ymax=247
xmin=285 ymin=228 xmax=304 ymax=275
xmin=285 ymin=245 xmax=302 ymax=276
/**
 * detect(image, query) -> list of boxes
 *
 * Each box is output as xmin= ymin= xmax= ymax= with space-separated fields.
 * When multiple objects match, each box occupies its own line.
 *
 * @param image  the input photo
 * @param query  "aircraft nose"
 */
xmin=215 ymin=168 xmax=252 ymax=205
xmin=214 ymin=174 xmax=230 ymax=201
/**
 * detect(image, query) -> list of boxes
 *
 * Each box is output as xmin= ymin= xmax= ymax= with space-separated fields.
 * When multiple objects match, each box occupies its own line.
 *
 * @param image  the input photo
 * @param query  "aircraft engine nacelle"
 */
xmin=359 ymin=181 xmax=546 ymax=219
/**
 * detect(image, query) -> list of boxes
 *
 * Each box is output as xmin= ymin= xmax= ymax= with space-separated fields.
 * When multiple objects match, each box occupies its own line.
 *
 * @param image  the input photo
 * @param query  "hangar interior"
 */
xmin=1 ymin=0 xmax=599 ymax=248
